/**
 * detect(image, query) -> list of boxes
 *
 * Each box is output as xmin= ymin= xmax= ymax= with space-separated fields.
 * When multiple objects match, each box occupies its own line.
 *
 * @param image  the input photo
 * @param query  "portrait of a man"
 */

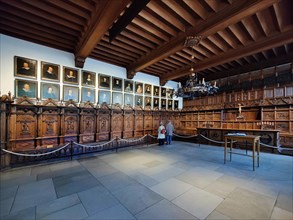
xmin=161 ymin=87 xmax=166 ymax=97
xmin=153 ymin=86 xmax=160 ymax=96
xmin=98 ymin=90 xmax=110 ymax=104
xmin=112 ymin=92 xmax=122 ymax=105
xmin=112 ymin=77 xmax=122 ymax=91
xmin=82 ymin=88 xmax=95 ymax=103
xmin=63 ymin=67 xmax=79 ymax=84
xmin=145 ymin=84 xmax=152 ymax=95
xmin=41 ymin=83 xmax=60 ymax=100
xmin=135 ymin=95 xmax=143 ymax=106
xmin=135 ymin=82 xmax=143 ymax=94
xmin=168 ymin=100 xmax=173 ymax=109
xmin=153 ymin=98 xmax=159 ymax=108
xmin=145 ymin=97 xmax=152 ymax=108
xmin=161 ymin=99 xmax=166 ymax=108
xmin=63 ymin=86 xmax=79 ymax=102
xmin=41 ymin=62 xmax=59 ymax=81
xmin=124 ymin=94 xmax=133 ymax=106
xmin=15 ymin=79 xmax=37 ymax=98
xmin=14 ymin=56 xmax=37 ymax=78
xmin=174 ymin=100 xmax=179 ymax=109
xmin=99 ymin=74 xmax=110 ymax=89
xmin=166 ymin=88 xmax=174 ymax=99
xmin=82 ymin=71 xmax=96 ymax=87
xmin=124 ymin=80 xmax=133 ymax=93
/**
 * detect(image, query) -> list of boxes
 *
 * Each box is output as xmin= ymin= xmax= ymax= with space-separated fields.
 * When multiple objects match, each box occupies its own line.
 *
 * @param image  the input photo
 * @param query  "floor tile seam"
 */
xmin=36 ymin=195 xmax=83 ymax=220
xmin=232 ymin=186 xmax=279 ymax=202
xmin=7 ymin=184 xmax=19 ymax=215
xmin=132 ymin=197 xmax=165 ymax=217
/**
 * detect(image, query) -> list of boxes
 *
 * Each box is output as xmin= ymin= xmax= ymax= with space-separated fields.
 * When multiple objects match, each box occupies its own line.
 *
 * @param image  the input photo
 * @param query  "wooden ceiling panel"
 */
xmin=0 ymin=0 xmax=291 ymax=84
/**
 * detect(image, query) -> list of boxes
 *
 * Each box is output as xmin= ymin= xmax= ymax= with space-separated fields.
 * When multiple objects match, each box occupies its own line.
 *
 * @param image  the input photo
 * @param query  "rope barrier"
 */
xmin=147 ymin=134 xmax=157 ymax=139
xmin=73 ymin=139 xmax=116 ymax=148
xmin=260 ymin=142 xmax=293 ymax=152
xmin=117 ymin=135 xmax=147 ymax=143
xmin=173 ymin=133 xmax=198 ymax=138
xmin=199 ymin=134 xmax=229 ymax=144
xmin=1 ymin=143 xmax=70 ymax=157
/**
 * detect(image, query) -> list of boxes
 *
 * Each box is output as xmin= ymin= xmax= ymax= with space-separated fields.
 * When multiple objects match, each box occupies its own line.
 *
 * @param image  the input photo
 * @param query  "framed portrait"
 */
xmin=112 ymin=77 xmax=122 ymax=91
xmin=161 ymin=98 xmax=166 ymax=108
xmin=41 ymin=82 xmax=60 ymax=100
xmin=63 ymin=85 xmax=79 ymax=102
xmin=99 ymin=74 xmax=111 ymax=89
xmin=161 ymin=87 xmax=166 ymax=97
xmin=144 ymin=96 xmax=152 ymax=108
xmin=135 ymin=82 xmax=143 ymax=94
xmin=98 ymin=90 xmax=111 ymax=105
xmin=166 ymin=88 xmax=174 ymax=99
xmin=153 ymin=86 xmax=160 ymax=96
xmin=168 ymin=100 xmax=173 ymax=109
xmin=144 ymin=84 xmax=152 ymax=95
xmin=81 ymin=87 xmax=95 ymax=103
xmin=14 ymin=56 xmax=37 ymax=78
xmin=124 ymin=94 xmax=133 ymax=106
xmin=15 ymin=79 xmax=37 ymax=98
xmin=135 ymin=95 xmax=143 ymax=107
xmin=41 ymin=61 xmax=60 ymax=81
xmin=124 ymin=79 xmax=133 ymax=93
xmin=174 ymin=100 xmax=179 ymax=109
xmin=82 ymin=70 xmax=96 ymax=87
xmin=153 ymin=98 xmax=159 ymax=108
xmin=112 ymin=92 xmax=123 ymax=105
xmin=63 ymin=67 xmax=79 ymax=84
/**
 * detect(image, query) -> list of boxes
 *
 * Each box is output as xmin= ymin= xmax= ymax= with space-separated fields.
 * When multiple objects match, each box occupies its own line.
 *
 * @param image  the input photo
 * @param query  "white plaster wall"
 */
xmin=0 ymin=34 xmax=182 ymax=108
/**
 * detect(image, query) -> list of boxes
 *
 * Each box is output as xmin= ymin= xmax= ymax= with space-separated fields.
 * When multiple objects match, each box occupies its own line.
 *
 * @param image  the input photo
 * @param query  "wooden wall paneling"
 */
xmin=134 ymin=106 xmax=144 ymax=137
xmin=111 ymin=105 xmax=123 ymax=139
xmin=60 ymin=102 xmax=79 ymax=144
xmin=9 ymin=100 xmax=38 ymax=151
xmin=96 ymin=104 xmax=111 ymax=141
xmin=79 ymin=103 xmax=96 ymax=143
xmin=143 ymin=109 xmax=153 ymax=135
xmin=123 ymin=106 xmax=134 ymax=139
xmin=37 ymin=106 xmax=60 ymax=148
xmin=152 ymin=110 xmax=161 ymax=136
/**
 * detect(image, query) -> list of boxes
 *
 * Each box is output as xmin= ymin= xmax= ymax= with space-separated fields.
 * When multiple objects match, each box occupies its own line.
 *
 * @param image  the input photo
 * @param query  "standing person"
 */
xmin=166 ymin=120 xmax=174 ymax=145
xmin=158 ymin=122 xmax=166 ymax=146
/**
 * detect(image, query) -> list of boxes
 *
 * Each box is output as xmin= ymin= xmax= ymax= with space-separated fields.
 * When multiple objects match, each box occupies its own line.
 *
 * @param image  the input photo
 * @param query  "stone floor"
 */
xmin=1 ymin=142 xmax=292 ymax=220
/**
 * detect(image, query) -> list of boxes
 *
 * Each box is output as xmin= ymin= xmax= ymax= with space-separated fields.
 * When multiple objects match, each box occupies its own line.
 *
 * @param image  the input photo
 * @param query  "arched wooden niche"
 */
xmin=97 ymin=103 xmax=111 ymax=141
xmin=123 ymin=105 xmax=134 ymax=139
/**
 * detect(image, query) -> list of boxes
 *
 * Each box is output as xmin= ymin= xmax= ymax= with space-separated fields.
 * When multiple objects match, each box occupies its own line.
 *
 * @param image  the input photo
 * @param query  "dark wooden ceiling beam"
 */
xmin=74 ymin=0 xmax=130 ymax=68
xmin=109 ymin=0 xmax=150 ymax=42
xmin=162 ymin=29 xmax=293 ymax=81
xmin=183 ymin=0 xmax=209 ymax=20
xmin=127 ymin=0 xmax=279 ymax=78
xmin=208 ymin=51 xmax=293 ymax=81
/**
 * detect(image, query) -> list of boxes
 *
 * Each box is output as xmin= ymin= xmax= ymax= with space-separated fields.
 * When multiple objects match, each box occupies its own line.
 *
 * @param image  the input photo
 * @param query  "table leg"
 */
xmin=252 ymin=141 xmax=255 ymax=171
xmin=224 ymin=138 xmax=227 ymax=164
xmin=257 ymin=140 xmax=260 ymax=167
xmin=230 ymin=139 xmax=232 ymax=161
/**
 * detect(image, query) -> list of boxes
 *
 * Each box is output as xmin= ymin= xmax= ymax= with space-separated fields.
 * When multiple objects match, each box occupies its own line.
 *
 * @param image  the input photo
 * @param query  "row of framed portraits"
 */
xmin=15 ymin=56 xmax=174 ymax=98
xmin=15 ymin=79 xmax=179 ymax=109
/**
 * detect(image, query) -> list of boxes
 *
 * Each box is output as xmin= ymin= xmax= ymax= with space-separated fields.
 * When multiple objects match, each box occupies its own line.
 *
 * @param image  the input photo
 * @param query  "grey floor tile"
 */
xmin=276 ymin=191 xmax=293 ymax=212
xmin=78 ymin=185 xmax=119 ymax=215
xmin=143 ymin=160 xmax=163 ymax=168
xmin=113 ymin=183 xmax=163 ymax=215
xmin=0 ymin=185 xmax=18 ymax=201
xmin=85 ymin=204 xmax=135 ymax=219
xmin=40 ymin=203 xmax=88 ymax=220
xmin=176 ymin=167 xmax=223 ymax=189
xmin=150 ymin=178 xmax=192 ymax=200
xmin=128 ymin=172 xmax=159 ymax=187
xmin=97 ymin=171 xmax=136 ymax=192
xmin=0 ymin=197 xmax=14 ymax=217
xmin=149 ymin=166 xmax=185 ymax=182
xmin=1 ymin=206 xmax=35 ymax=220
xmin=216 ymin=187 xmax=276 ymax=220
xmin=270 ymin=207 xmax=293 ymax=220
xmin=136 ymin=199 xmax=197 ymax=219
xmin=86 ymin=162 xmax=119 ymax=178
xmin=0 ymin=175 xmax=37 ymax=189
xmin=172 ymin=187 xmax=223 ymax=219
xmin=36 ymin=194 xmax=80 ymax=219
xmin=11 ymin=178 xmax=56 ymax=213
xmin=206 ymin=210 xmax=231 ymax=220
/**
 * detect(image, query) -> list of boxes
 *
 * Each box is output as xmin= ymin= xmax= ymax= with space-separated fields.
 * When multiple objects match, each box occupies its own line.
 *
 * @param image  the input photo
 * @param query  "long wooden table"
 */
xmin=224 ymin=134 xmax=261 ymax=171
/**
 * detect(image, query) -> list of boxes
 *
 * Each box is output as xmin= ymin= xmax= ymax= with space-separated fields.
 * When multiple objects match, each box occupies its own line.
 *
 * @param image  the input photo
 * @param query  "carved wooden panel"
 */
xmin=134 ymin=110 xmax=144 ymax=137
xmin=263 ymin=111 xmax=275 ymax=120
xmin=144 ymin=112 xmax=153 ymax=133
xmin=97 ymin=114 xmax=110 ymax=141
xmin=276 ymin=111 xmax=289 ymax=120
xmin=123 ymin=113 xmax=134 ymax=138
xmin=60 ymin=108 xmax=79 ymax=144
xmin=80 ymin=108 xmax=96 ymax=143
xmin=111 ymin=112 xmax=123 ymax=139
xmin=276 ymin=122 xmax=289 ymax=132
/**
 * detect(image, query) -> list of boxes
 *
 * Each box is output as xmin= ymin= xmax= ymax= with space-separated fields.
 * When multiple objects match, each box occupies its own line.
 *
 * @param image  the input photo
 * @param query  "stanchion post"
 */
xmin=70 ymin=141 xmax=73 ymax=161
xmin=116 ymin=136 xmax=118 ymax=153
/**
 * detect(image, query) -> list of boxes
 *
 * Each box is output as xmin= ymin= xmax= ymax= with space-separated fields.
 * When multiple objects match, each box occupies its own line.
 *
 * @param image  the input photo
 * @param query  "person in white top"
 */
xmin=157 ymin=122 xmax=166 ymax=145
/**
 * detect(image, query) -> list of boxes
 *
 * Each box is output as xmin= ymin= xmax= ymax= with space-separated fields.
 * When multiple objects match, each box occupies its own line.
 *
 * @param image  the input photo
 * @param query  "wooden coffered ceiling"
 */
xmin=1 ymin=0 xmax=293 ymax=85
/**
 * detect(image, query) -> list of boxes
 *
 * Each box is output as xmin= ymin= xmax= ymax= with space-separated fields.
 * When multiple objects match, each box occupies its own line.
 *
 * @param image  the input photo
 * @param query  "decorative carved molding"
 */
xmin=80 ymin=101 xmax=95 ymax=108
xmin=64 ymin=99 xmax=78 ymax=107
xmin=15 ymin=96 xmax=35 ymax=105
xmin=75 ymin=56 xmax=85 ymax=68
xmin=42 ymin=98 xmax=58 ymax=106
